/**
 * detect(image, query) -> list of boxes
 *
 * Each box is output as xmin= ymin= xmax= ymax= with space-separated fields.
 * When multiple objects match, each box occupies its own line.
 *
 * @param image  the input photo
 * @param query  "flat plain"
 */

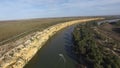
xmin=0 ymin=17 xmax=83 ymax=44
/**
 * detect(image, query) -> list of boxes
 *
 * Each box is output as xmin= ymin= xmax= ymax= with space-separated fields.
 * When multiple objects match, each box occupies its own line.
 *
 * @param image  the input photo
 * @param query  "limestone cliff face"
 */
xmin=0 ymin=18 xmax=104 ymax=68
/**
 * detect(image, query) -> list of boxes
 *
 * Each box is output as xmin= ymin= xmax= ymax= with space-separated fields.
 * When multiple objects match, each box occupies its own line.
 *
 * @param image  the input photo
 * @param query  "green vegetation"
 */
xmin=72 ymin=21 xmax=120 ymax=68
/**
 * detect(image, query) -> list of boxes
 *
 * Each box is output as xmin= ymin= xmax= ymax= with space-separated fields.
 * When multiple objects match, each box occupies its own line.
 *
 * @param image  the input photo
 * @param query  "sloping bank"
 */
xmin=0 ymin=18 xmax=104 ymax=68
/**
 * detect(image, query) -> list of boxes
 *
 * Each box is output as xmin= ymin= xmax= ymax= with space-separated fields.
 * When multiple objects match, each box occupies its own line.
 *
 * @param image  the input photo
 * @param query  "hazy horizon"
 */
xmin=0 ymin=0 xmax=120 ymax=20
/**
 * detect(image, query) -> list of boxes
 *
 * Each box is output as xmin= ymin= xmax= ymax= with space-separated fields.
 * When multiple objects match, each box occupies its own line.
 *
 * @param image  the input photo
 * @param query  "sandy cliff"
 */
xmin=0 ymin=18 xmax=104 ymax=68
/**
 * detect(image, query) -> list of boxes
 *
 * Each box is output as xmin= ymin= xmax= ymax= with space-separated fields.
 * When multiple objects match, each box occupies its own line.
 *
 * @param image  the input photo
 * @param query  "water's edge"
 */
xmin=24 ymin=24 xmax=76 ymax=68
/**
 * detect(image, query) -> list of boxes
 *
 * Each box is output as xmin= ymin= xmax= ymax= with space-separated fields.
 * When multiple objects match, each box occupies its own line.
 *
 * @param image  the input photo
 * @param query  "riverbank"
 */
xmin=0 ymin=18 xmax=104 ymax=68
xmin=72 ymin=20 xmax=120 ymax=68
xmin=24 ymin=24 xmax=76 ymax=68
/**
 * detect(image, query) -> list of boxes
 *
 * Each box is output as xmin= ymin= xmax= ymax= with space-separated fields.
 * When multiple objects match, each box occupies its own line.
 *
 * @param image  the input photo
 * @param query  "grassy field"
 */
xmin=0 ymin=17 xmax=84 ymax=44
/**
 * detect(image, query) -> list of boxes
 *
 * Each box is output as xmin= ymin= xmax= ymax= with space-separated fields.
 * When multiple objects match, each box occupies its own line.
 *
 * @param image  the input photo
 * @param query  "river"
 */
xmin=24 ymin=19 xmax=120 ymax=68
xmin=24 ymin=25 xmax=77 ymax=68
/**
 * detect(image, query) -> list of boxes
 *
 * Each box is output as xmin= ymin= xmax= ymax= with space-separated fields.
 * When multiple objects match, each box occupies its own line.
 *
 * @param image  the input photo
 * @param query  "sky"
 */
xmin=0 ymin=0 xmax=120 ymax=20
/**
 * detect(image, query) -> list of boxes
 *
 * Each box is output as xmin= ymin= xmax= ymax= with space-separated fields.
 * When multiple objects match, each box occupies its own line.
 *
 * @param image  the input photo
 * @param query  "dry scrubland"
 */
xmin=0 ymin=17 xmax=84 ymax=44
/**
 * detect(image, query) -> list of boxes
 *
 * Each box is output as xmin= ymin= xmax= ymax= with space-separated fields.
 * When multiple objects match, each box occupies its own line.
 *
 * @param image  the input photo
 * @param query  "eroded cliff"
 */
xmin=0 ymin=18 xmax=104 ymax=68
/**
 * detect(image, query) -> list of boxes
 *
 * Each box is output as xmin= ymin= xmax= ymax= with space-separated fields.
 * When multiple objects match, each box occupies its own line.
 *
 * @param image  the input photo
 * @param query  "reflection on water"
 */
xmin=24 ymin=25 xmax=77 ymax=68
